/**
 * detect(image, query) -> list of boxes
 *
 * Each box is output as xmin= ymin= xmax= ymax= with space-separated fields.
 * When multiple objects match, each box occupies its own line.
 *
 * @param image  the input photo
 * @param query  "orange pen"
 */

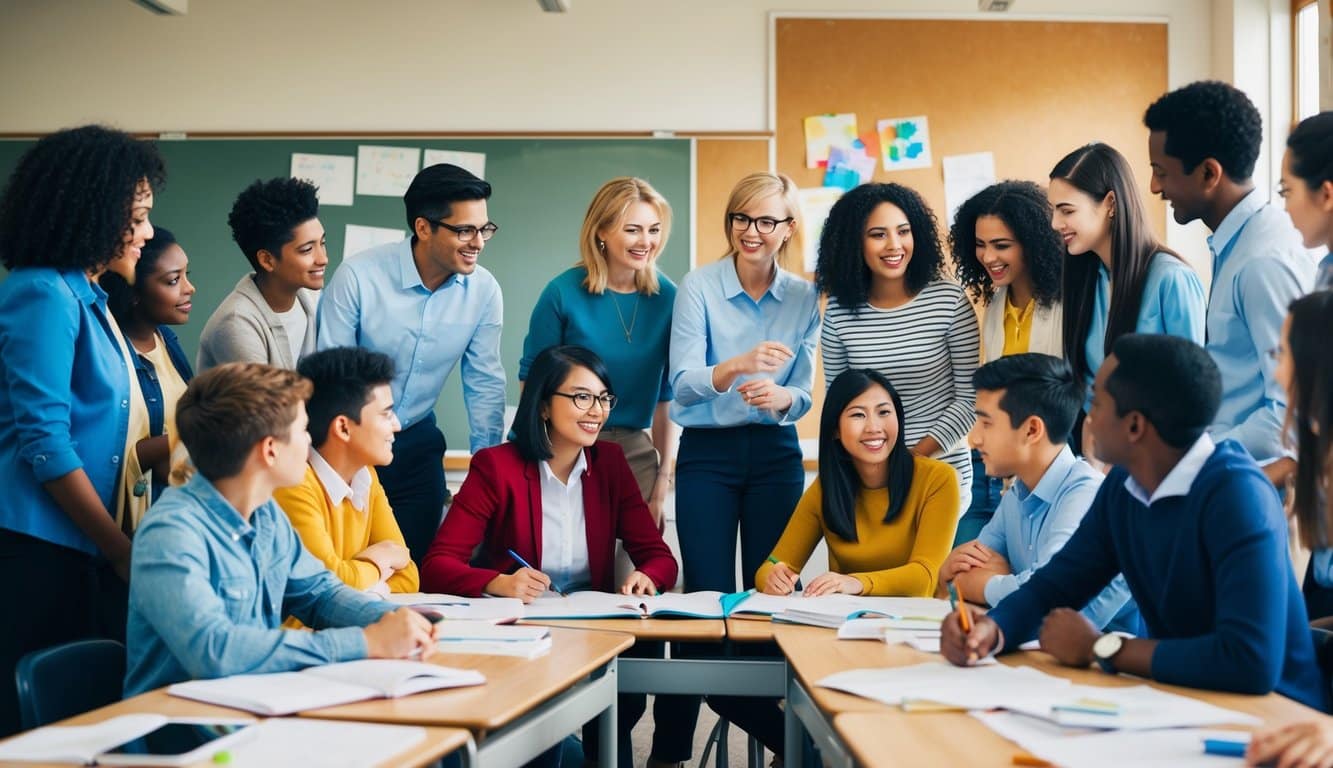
xmin=956 ymin=583 xmax=972 ymax=632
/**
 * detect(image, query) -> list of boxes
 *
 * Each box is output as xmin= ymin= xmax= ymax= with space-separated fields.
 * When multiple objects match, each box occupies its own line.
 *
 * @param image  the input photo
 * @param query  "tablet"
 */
xmin=96 ymin=718 xmax=254 ymax=767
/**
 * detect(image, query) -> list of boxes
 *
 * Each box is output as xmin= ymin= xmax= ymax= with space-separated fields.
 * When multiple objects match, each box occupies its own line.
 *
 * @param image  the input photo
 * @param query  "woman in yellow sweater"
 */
xmin=757 ymin=368 xmax=960 ymax=596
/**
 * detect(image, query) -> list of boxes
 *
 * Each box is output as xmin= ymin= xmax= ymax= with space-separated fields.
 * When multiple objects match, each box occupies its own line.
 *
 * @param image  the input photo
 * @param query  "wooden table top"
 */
xmin=0 ymin=689 xmax=470 ymax=768
xmin=524 ymin=617 xmax=726 ymax=641
xmin=299 ymin=626 xmax=633 ymax=732
xmin=725 ymin=617 xmax=779 ymax=642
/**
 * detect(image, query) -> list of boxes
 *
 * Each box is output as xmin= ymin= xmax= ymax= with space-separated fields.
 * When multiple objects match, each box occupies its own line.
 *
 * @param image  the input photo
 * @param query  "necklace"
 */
xmin=609 ymin=291 xmax=640 ymax=343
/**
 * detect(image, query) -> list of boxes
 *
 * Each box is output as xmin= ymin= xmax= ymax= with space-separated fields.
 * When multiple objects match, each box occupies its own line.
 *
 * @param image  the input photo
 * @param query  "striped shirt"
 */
xmin=821 ymin=281 xmax=980 ymax=503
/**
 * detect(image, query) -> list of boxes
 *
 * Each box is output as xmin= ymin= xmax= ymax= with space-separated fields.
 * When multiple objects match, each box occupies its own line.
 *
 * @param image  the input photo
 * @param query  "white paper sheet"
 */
xmin=1025 ymin=728 xmax=1249 ymax=768
xmin=818 ymin=662 xmax=1054 ymax=708
xmin=225 ymin=719 xmax=427 ymax=768
xmin=796 ymin=186 xmax=843 ymax=273
xmin=942 ymin=151 xmax=997 ymax=227
xmin=423 ymin=149 xmax=486 ymax=179
xmin=290 ymin=153 xmax=355 ymax=206
xmin=356 ymin=145 xmax=421 ymax=197
xmin=343 ymin=223 xmax=405 ymax=262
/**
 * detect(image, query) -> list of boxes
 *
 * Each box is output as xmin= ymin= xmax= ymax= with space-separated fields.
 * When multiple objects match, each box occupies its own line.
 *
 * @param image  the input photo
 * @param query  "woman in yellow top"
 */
xmin=757 ymin=368 xmax=960 ymax=596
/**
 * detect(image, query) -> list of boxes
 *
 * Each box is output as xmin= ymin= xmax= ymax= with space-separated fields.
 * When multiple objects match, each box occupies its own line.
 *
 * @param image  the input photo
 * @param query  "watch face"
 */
xmin=1093 ymin=632 xmax=1123 ymax=659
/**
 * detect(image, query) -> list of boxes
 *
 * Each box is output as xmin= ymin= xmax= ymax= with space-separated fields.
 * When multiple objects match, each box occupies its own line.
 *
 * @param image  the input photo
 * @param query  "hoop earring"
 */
xmin=542 ymin=419 xmax=552 ymax=444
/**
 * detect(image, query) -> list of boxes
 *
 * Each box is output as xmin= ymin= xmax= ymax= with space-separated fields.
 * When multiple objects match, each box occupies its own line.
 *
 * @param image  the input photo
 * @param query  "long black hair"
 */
xmin=1051 ymin=143 xmax=1181 ymax=384
xmin=1288 ymin=112 xmax=1333 ymax=192
xmin=513 ymin=345 xmax=614 ymax=463
xmin=815 ymin=183 xmax=944 ymax=309
xmin=819 ymin=369 xmax=915 ymax=542
xmin=949 ymin=181 xmax=1063 ymax=307
xmin=1286 ymin=291 xmax=1333 ymax=551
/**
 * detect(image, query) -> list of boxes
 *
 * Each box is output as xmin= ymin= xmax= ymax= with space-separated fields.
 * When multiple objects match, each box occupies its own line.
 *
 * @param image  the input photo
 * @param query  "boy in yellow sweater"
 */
xmin=275 ymin=347 xmax=419 ymax=594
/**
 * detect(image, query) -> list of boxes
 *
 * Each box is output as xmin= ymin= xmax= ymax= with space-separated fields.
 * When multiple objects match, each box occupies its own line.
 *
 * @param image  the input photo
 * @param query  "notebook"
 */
xmin=732 ymin=593 xmax=953 ymax=626
xmin=167 ymin=659 xmax=485 ymax=715
xmin=435 ymin=622 xmax=553 ymax=658
xmin=523 ymin=591 xmax=745 ymax=619
xmin=0 ymin=714 xmax=253 ymax=765
xmin=385 ymin=593 xmax=525 ymax=622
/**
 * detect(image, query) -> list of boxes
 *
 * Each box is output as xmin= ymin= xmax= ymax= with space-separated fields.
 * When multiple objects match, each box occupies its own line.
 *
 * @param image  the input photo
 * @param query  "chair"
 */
xmin=14 ymin=639 xmax=126 ymax=731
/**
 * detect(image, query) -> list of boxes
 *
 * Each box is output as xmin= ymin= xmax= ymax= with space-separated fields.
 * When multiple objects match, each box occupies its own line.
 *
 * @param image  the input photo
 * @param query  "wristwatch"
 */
xmin=1092 ymin=632 xmax=1124 ymax=674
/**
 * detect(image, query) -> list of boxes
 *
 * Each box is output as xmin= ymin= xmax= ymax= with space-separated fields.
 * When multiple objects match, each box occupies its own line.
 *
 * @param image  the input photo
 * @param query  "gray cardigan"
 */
xmin=196 ymin=274 xmax=319 ymax=371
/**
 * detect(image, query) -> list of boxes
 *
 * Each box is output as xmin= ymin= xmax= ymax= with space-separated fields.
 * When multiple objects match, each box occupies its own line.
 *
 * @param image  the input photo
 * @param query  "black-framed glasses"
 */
xmin=729 ymin=213 xmax=793 ymax=235
xmin=431 ymin=220 xmax=499 ymax=242
xmin=552 ymin=391 xmax=617 ymax=412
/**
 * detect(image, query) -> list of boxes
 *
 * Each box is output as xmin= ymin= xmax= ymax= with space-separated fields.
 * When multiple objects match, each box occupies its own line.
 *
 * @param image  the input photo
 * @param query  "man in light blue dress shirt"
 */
xmin=940 ymin=354 xmax=1139 ymax=633
xmin=318 ymin=164 xmax=506 ymax=563
xmin=1145 ymin=81 xmax=1317 ymax=462
xmin=126 ymin=363 xmax=438 ymax=697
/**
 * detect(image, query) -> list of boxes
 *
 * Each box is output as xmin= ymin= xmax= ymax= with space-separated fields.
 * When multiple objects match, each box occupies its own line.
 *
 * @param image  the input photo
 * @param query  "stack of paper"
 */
xmin=435 ymin=622 xmax=552 ymax=658
xmin=523 ymin=591 xmax=732 ymax=620
xmin=386 ymin=593 xmax=525 ymax=623
xmin=733 ymin=593 xmax=952 ymax=626
xmin=974 ymin=711 xmax=1251 ymax=768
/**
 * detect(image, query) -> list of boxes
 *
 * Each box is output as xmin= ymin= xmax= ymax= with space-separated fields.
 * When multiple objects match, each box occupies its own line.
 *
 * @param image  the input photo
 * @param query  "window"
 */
xmin=1294 ymin=0 xmax=1321 ymax=121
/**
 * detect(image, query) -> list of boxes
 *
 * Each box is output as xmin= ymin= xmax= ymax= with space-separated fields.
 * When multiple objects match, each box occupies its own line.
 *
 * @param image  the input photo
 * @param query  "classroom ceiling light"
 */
xmin=537 ymin=0 xmax=571 ymax=11
xmin=978 ymin=0 xmax=1012 ymax=10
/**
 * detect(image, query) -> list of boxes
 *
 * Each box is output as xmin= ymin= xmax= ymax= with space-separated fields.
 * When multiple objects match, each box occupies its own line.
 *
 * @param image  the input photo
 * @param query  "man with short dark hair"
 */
xmin=939 ymin=354 xmax=1138 ymax=633
xmin=1143 ymin=81 xmax=1316 ymax=463
xmin=941 ymin=335 xmax=1326 ymax=711
xmin=318 ymin=164 xmax=506 ymax=562
xmin=125 ymin=363 xmax=438 ymax=698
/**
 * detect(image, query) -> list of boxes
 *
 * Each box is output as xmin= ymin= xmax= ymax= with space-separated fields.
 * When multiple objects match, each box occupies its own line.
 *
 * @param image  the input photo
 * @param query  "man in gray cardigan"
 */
xmin=198 ymin=177 xmax=326 ymax=370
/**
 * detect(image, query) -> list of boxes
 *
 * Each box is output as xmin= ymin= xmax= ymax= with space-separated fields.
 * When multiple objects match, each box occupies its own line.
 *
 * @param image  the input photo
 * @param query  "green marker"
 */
xmin=212 ymin=749 xmax=232 ymax=764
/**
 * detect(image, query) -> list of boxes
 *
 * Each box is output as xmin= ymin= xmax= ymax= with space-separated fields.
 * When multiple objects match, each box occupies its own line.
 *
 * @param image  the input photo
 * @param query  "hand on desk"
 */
xmin=761 ymin=562 xmax=800 ymax=595
xmin=1037 ymin=607 xmax=1099 ymax=667
xmin=803 ymin=572 xmax=863 ymax=597
xmin=940 ymin=608 xmax=1000 ymax=667
xmin=1247 ymin=718 xmax=1333 ymax=768
xmin=365 ymin=607 xmax=439 ymax=660
xmin=485 ymin=568 xmax=552 ymax=603
xmin=620 ymin=571 xmax=656 ymax=596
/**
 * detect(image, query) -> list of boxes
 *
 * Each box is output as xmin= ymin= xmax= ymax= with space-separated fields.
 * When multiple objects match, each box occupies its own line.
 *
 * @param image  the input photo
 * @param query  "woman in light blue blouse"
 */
xmin=668 ymin=171 xmax=820 ymax=761
xmin=1048 ymin=143 xmax=1205 ymax=437
xmin=0 ymin=125 xmax=164 ymax=737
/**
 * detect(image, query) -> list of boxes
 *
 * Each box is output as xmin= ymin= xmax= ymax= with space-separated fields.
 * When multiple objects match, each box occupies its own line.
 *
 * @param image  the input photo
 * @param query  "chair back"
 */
xmin=14 ymin=639 xmax=126 ymax=731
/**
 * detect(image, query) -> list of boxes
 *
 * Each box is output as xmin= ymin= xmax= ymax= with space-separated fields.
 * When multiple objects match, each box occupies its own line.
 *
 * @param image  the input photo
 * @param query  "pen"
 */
xmin=508 ymin=548 xmax=565 ymax=596
xmin=1202 ymin=738 xmax=1247 ymax=757
xmin=766 ymin=555 xmax=781 ymax=565
xmin=947 ymin=582 xmax=972 ymax=632
xmin=1011 ymin=753 xmax=1051 ymax=767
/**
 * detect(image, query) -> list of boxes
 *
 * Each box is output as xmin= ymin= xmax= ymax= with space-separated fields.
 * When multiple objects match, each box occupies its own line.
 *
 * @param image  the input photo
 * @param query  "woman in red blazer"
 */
xmin=421 ymin=344 xmax=679 ymax=768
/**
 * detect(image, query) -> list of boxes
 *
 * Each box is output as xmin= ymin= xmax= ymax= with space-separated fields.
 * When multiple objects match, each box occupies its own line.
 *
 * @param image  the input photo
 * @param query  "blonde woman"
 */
xmin=668 ymin=172 xmax=821 ymax=761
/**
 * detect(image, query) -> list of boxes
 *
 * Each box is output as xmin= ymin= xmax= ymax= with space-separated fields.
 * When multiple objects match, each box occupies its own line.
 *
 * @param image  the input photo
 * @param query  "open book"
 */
xmin=523 ymin=591 xmax=749 ymax=619
xmin=385 ymin=592 xmax=525 ymax=622
xmin=167 ymin=659 xmax=485 ymax=715
xmin=435 ymin=622 xmax=553 ymax=658
xmin=0 ymin=714 xmax=252 ymax=765
xmin=731 ymin=593 xmax=953 ymax=627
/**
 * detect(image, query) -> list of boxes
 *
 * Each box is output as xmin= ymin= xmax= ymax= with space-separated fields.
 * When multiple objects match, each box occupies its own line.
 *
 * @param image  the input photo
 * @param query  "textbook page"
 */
xmin=818 ymin=662 xmax=1059 ymax=708
xmin=302 ymin=659 xmax=485 ymax=698
xmin=224 ymin=719 xmax=427 ymax=767
xmin=523 ymin=592 xmax=646 ymax=619
xmin=0 ymin=714 xmax=167 ymax=763
xmin=637 ymin=591 xmax=728 ymax=618
xmin=387 ymin=593 xmax=525 ymax=622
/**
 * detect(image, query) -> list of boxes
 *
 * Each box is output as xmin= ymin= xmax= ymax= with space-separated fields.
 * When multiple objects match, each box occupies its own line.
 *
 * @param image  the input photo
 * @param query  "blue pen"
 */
xmin=1202 ymin=738 xmax=1247 ymax=758
xmin=507 ymin=548 xmax=565 ymax=596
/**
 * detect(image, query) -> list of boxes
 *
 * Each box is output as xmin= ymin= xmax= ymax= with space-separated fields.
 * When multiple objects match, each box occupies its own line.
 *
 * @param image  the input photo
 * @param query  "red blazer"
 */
xmin=420 ymin=441 xmax=678 ymax=596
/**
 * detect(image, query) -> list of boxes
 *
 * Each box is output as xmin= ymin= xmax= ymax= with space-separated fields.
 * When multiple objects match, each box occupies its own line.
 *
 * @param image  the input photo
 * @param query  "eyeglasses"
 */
xmin=431 ymin=220 xmax=499 ymax=242
xmin=552 ymin=391 xmax=617 ymax=411
xmin=729 ymin=213 xmax=793 ymax=235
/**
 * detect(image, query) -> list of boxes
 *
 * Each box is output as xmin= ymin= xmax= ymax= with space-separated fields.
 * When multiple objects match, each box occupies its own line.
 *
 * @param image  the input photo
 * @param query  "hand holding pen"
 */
xmin=482 ymin=549 xmax=563 ymax=603
xmin=940 ymin=581 xmax=1002 ymax=667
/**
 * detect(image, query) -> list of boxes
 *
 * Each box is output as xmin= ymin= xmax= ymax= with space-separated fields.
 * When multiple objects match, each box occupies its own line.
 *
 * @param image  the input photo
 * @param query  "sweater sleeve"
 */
xmin=419 ymin=450 xmax=505 ymax=596
xmin=855 ymin=461 xmax=959 ymax=597
xmin=274 ymin=470 xmax=383 ymax=590
xmin=755 ymin=481 xmax=826 ymax=588
xmin=367 ymin=472 xmax=420 ymax=593
xmin=1149 ymin=473 xmax=1292 ymax=694
xmin=923 ymin=288 xmax=980 ymax=451
xmin=519 ymin=278 xmax=565 ymax=382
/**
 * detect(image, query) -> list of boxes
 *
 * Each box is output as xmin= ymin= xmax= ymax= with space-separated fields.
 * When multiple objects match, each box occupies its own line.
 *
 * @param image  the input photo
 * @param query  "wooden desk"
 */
xmin=833 ymin=711 xmax=1018 ymax=768
xmin=726 ymin=617 xmax=777 ymax=643
xmin=301 ymin=627 xmax=631 ymax=768
xmin=774 ymin=624 xmax=1320 ymax=768
xmin=0 ymin=689 xmax=472 ymax=768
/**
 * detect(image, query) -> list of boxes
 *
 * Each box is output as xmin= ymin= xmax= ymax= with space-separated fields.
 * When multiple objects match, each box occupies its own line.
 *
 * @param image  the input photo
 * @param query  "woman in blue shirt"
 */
xmin=669 ymin=171 xmax=820 ymax=761
xmin=0 ymin=125 xmax=164 ymax=737
xmin=1048 ymin=143 xmax=1205 ymax=453
xmin=100 ymin=227 xmax=196 ymax=505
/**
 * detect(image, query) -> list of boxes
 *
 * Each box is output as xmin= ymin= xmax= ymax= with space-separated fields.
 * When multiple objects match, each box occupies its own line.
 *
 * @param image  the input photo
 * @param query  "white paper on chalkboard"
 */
xmin=422 ymin=149 xmax=486 ymax=180
xmin=356 ymin=145 xmax=421 ymax=197
xmin=344 ymin=224 xmax=405 ymax=262
xmin=290 ymin=153 xmax=356 ymax=206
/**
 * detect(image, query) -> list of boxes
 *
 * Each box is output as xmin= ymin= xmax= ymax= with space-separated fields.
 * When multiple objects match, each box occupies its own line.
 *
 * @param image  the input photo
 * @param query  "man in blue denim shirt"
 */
xmin=125 ymin=363 xmax=439 ymax=697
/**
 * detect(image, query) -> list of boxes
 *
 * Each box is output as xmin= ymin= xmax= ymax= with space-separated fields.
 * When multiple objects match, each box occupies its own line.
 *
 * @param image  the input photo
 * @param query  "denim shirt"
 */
xmin=125 ymin=473 xmax=393 ymax=696
xmin=134 ymin=325 xmax=194 ymax=437
xmin=0 ymin=268 xmax=130 ymax=554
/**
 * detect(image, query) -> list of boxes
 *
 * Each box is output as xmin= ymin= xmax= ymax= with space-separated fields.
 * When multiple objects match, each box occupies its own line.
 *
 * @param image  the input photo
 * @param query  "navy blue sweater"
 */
xmin=990 ymin=440 xmax=1327 ymax=710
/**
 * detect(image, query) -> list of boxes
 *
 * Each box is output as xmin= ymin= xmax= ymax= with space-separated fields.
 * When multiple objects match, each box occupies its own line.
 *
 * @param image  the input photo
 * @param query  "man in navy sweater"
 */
xmin=941 ymin=333 xmax=1327 ymax=710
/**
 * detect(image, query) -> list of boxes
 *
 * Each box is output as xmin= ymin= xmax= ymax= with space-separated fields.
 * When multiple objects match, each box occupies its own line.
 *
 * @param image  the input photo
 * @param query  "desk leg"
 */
xmin=783 ymin=665 xmax=802 ymax=768
xmin=598 ymin=691 xmax=617 ymax=768
xmin=784 ymin=668 xmax=851 ymax=768
xmin=457 ymin=734 xmax=479 ymax=768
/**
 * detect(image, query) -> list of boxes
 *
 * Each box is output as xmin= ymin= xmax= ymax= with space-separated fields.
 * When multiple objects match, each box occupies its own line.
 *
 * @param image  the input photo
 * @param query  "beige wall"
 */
xmin=1 ymin=0 xmax=1212 ymax=134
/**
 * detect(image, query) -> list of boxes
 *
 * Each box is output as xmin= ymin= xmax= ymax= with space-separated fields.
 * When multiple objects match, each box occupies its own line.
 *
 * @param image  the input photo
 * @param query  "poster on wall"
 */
xmin=797 ymin=186 xmax=845 ymax=273
xmin=423 ymin=149 xmax=487 ymax=179
xmin=803 ymin=113 xmax=859 ymax=169
xmin=941 ymin=151 xmax=997 ymax=227
xmin=876 ymin=116 xmax=932 ymax=172
xmin=356 ymin=145 xmax=421 ymax=197
xmin=290 ymin=153 xmax=356 ymax=206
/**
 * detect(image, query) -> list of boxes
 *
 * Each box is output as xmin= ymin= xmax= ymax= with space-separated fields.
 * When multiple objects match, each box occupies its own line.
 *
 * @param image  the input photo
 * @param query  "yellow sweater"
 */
xmin=755 ymin=456 xmax=959 ymax=596
xmin=274 ymin=464 xmax=420 ymax=593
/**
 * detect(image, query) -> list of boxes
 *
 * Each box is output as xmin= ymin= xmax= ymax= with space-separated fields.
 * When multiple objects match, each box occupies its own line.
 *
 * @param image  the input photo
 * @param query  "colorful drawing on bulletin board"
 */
xmin=803 ymin=113 xmax=859 ymax=169
xmin=823 ymin=146 xmax=876 ymax=192
xmin=797 ymin=186 xmax=845 ymax=273
xmin=876 ymin=116 xmax=932 ymax=171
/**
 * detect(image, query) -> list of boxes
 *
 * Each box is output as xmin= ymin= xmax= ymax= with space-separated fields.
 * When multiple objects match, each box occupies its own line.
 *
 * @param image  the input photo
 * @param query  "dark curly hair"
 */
xmin=0 ymin=125 xmax=165 ymax=271
xmin=102 ymin=226 xmax=179 ymax=326
xmin=949 ymin=181 xmax=1063 ymax=308
xmin=227 ymin=177 xmax=320 ymax=272
xmin=1288 ymin=112 xmax=1333 ymax=191
xmin=815 ymin=183 xmax=944 ymax=308
xmin=1143 ymin=80 xmax=1262 ymax=181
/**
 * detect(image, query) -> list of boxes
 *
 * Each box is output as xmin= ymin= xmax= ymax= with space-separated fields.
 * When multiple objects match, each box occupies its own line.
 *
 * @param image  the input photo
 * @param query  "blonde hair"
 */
xmin=176 ymin=363 xmax=312 ymax=481
xmin=722 ymin=172 xmax=801 ymax=270
xmin=579 ymin=177 xmax=672 ymax=295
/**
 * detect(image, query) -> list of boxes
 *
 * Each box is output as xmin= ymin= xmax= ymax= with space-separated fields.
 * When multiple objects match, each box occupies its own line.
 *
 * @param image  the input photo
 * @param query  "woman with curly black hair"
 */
xmin=948 ymin=180 xmax=1065 ymax=538
xmin=816 ymin=182 xmax=979 ymax=528
xmin=0 ymin=124 xmax=164 ymax=737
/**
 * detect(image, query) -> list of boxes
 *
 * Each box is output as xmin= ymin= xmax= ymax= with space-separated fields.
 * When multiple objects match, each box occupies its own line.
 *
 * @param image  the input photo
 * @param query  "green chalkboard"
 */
xmin=0 ymin=137 xmax=693 ymax=450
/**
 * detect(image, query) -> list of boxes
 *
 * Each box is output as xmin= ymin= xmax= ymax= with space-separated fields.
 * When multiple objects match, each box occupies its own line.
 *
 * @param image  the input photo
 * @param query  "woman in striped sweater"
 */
xmin=816 ymin=183 xmax=979 ymax=521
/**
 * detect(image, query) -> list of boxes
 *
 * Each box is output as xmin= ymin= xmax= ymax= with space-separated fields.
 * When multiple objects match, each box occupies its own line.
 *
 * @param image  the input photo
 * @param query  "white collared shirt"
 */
xmin=539 ymin=449 xmax=592 ymax=590
xmin=309 ymin=448 xmax=372 ymax=513
xmin=1123 ymin=433 xmax=1216 ymax=506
